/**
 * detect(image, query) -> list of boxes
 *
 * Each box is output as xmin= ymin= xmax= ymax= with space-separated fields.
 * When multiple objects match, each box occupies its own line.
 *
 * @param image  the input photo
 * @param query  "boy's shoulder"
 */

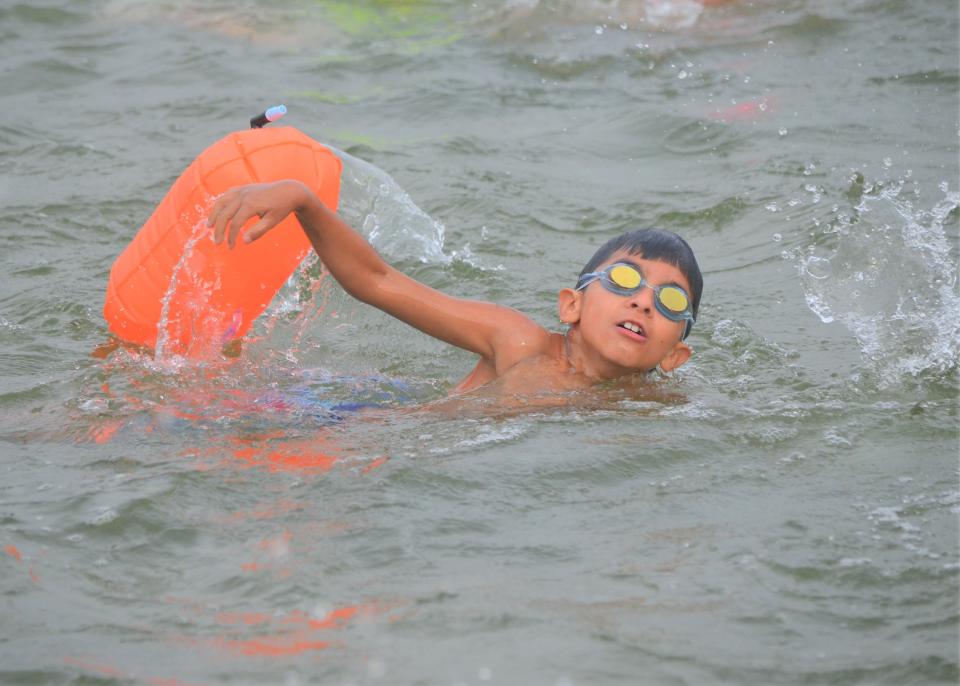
xmin=451 ymin=311 xmax=561 ymax=393
xmin=489 ymin=306 xmax=556 ymax=359
xmin=454 ymin=335 xmax=588 ymax=397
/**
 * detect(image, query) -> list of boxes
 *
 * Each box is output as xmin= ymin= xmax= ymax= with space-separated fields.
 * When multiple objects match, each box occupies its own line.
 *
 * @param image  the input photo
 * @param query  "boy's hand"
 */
xmin=207 ymin=181 xmax=311 ymax=248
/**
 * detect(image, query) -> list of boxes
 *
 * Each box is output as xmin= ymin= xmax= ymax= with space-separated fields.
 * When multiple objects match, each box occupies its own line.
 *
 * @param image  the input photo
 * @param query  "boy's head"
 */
xmin=558 ymin=229 xmax=703 ymax=377
xmin=577 ymin=229 xmax=703 ymax=330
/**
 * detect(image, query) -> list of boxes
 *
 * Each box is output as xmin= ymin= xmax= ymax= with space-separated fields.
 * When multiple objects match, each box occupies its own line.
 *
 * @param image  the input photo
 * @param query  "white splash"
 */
xmin=643 ymin=0 xmax=704 ymax=29
xmin=154 ymin=207 xmax=215 ymax=363
xmin=334 ymin=147 xmax=450 ymax=265
xmin=798 ymin=177 xmax=960 ymax=383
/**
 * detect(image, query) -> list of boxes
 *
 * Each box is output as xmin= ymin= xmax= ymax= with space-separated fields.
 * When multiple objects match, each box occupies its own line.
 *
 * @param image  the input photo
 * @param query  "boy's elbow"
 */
xmin=346 ymin=266 xmax=399 ymax=307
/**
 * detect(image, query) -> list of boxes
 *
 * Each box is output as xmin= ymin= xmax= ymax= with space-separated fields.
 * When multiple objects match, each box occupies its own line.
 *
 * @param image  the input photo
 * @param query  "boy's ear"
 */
xmin=658 ymin=341 xmax=692 ymax=372
xmin=557 ymin=288 xmax=582 ymax=324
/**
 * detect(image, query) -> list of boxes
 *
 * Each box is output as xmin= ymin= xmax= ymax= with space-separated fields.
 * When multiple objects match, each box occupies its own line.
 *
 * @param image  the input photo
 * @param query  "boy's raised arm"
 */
xmin=208 ymin=181 xmax=543 ymax=363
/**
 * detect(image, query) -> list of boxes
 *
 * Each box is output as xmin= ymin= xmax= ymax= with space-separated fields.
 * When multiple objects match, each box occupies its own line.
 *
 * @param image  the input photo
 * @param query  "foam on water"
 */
xmin=797 ymin=175 xmax=959 ymax=385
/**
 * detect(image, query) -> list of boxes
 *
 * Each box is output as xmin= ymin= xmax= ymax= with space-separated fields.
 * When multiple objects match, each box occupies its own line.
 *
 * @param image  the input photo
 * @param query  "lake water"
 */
xmin=1 ymin=1 xmax=958 ymax=684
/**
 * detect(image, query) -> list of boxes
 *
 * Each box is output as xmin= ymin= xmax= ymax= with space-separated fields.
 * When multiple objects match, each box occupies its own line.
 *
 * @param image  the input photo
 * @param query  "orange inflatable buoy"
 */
xmin=104 ymin=127 xmax=342 ymax=356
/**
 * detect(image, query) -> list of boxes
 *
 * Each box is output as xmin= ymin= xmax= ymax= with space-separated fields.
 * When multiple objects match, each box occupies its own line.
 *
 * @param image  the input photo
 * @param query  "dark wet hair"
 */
xmin=578 ymin=229 xmax=703 ymax=335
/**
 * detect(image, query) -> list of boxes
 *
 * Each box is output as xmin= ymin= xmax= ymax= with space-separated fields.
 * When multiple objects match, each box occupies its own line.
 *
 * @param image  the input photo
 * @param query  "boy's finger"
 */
xmin=243 ymin=211 xmax=281 ymax=244
xmin=211 ymin=194 xmax=241 ymax=245
xmin=227 ymin=205 xmax=262 ymax=248
xmin=208 ymin=189 xmax=236 ymax=231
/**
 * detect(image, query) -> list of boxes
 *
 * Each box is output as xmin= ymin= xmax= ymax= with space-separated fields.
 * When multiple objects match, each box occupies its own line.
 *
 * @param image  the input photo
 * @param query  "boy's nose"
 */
xmin=628 ymin=285 xmax=655 ymax=314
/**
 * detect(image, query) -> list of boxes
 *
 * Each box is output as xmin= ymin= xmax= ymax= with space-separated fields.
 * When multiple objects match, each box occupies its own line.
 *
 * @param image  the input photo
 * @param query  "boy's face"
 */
xmin=559 ymin=251 xmax=693 ymax=377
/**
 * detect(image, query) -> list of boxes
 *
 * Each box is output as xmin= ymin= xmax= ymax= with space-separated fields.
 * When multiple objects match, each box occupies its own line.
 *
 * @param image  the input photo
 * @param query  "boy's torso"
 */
xmin=451 ymin=331 xmax=594 ymax=398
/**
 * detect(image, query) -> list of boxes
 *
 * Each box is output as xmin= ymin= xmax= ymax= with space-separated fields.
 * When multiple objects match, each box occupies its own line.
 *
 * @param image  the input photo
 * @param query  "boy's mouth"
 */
xmin=617 ymin=321 xmax=646 ymax=340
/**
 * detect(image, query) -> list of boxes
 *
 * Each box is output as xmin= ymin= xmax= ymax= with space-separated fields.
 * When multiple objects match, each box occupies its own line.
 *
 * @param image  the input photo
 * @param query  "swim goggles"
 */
xmin=576 ymin=262 xmax=695 ymax=339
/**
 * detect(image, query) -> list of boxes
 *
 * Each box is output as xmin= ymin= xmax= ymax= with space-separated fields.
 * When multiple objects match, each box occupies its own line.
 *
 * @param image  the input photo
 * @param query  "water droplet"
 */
xmin=677 ymin=70 xmax=689 ymax=79
xmin=594 ymin=25 xmax=604 ymax=35
xmin=778 ymin=128 xmax=788 ymax=137
xmin=772 ymin=233 xmax=782 ymax=242
xmin=803 ymin=256 xmax=832 ymax=281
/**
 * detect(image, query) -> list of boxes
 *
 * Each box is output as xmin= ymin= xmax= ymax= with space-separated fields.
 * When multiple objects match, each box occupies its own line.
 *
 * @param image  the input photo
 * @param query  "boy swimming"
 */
xmin=207 ymin=180 xmax=702 ymax=398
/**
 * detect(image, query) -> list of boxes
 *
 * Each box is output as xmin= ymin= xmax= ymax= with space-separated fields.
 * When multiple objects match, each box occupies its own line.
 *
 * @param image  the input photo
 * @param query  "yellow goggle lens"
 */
xmin=658 ymin=286 xmax=689 ymax=313
xmin=608 ymin=265 xmax=642 ymax=289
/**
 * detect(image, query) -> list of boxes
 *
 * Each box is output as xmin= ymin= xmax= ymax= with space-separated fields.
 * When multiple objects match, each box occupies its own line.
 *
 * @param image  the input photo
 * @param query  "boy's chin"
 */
xmin=603 ymin=339 xmax=689 ymax=375
xmin=596 ymin=351 xmax=659 ymax=378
